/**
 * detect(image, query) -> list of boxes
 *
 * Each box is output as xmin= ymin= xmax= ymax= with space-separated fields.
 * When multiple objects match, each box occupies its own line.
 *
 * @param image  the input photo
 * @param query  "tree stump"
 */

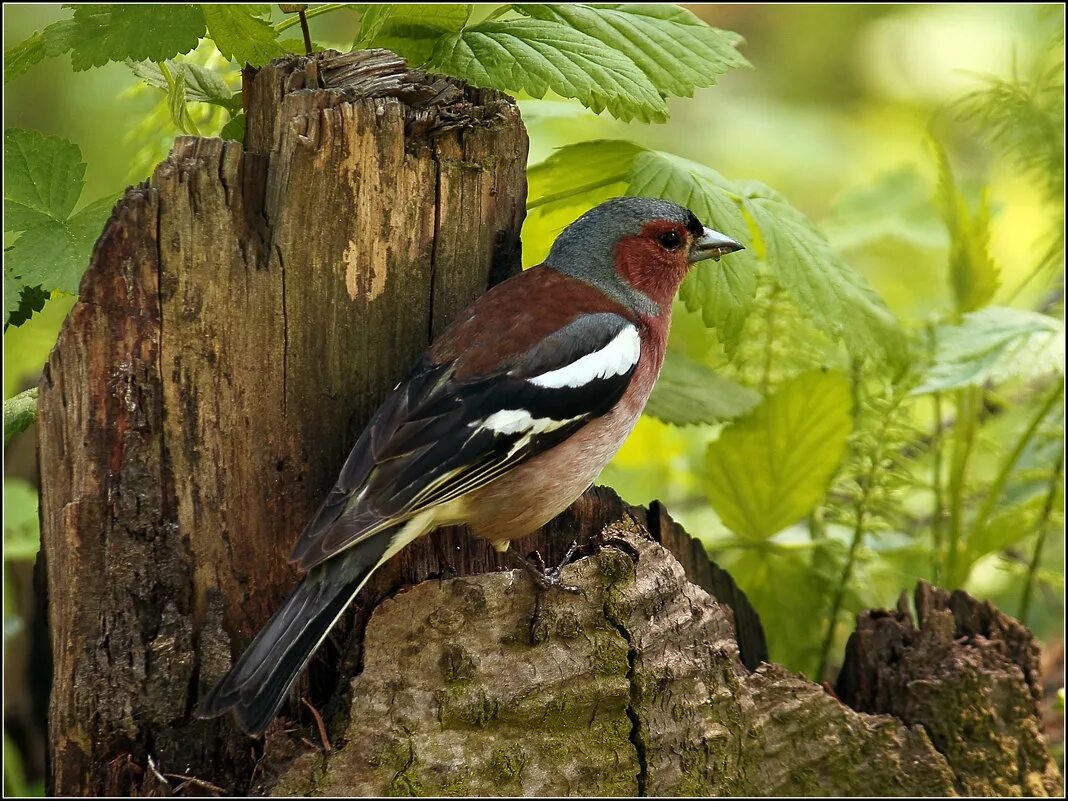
xmin=35 ymin=50 xmax=1061 ymax=796
xmin=37 ymin=49 xmax=526 ymax=795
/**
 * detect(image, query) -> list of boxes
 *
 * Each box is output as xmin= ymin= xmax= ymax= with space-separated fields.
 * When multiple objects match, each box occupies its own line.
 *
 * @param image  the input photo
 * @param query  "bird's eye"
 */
xmin=657 ymin=230 xmax=682 ymax=250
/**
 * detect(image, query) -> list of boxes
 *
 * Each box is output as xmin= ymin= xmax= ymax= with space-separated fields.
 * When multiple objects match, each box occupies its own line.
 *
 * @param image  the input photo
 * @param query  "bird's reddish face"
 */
xmin=613 ymin=219 xmax=698 ymax=310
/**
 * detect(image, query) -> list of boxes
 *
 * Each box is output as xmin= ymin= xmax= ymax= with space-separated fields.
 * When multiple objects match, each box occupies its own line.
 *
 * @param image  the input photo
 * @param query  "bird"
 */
xmin=197 ymin=196 xmax=744 ymax=735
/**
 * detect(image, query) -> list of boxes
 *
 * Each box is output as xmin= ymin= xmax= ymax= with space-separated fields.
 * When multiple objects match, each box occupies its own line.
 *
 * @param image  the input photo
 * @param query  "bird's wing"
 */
xmin=289 ymin=312 xmax=640 ymax=570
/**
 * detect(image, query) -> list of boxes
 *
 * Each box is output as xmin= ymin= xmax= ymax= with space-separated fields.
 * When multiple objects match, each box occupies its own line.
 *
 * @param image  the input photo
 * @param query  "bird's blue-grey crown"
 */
xmin=546 ymin=197 xmax=739 ymax=315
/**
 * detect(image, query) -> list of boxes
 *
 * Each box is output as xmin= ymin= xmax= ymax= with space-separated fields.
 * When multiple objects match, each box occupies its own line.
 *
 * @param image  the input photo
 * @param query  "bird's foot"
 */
xmin=507 ymin=541 xmax=584 ymax=595
xmin=507 ymin=541 xmax=586 ymax=643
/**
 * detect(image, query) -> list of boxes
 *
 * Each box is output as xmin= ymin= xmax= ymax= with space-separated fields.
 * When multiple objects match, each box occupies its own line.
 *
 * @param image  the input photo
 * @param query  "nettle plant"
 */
xmin=3 ymin=4 xmax=1064 ymax=677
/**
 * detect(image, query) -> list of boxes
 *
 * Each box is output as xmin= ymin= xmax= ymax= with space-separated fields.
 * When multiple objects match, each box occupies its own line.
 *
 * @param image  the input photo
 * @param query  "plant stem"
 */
xmin=298 ymin=9 xmax=313 ymax=55
xmin=817 ymin=513 xmax=863 ymax=682
xmin=815 ymin=381 xmax=904 ymax=682
xmin=946 ymin=385 xmax=981 ymax=587
xmin=931 ymin=388 xmax=946 ymax=582
xmin=275 ymin=3 xmax=347 ymax=33
xmin=970 ymin=383 xmax=1063 ymax=544
xmin=4 ymin=387 xmax=38 ymax=444
xmin=926 ymin=322 xmax=946 ymax=582
xmin=1019 ymin=450 xmax=1063 ymax=623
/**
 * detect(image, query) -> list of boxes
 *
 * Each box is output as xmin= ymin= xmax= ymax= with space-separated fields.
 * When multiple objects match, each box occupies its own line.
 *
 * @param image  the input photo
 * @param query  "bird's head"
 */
xmin=546 ymin=196 xmax=745 ymax=316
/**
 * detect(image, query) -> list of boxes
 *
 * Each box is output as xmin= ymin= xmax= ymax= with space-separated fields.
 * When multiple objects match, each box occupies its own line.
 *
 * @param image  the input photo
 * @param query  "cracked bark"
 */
xmin=36 ymin=50 xmax=1060 ymax=797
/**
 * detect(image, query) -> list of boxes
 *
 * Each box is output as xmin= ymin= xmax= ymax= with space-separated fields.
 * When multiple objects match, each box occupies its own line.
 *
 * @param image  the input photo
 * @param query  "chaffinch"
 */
xmin=198 ymin=196 xmax=744 ymax=735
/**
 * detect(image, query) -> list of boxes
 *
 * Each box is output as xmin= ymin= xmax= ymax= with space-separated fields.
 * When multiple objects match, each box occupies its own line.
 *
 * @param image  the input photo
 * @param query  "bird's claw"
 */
xmin=508 ymin=541 xmax=588 ymax=641
xmin=510 ymin=541 xmax=585 ymax=595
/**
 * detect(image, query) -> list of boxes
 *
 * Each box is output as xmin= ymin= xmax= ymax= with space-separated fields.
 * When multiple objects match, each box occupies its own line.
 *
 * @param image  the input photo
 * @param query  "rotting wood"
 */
xmin=38 ymin=49 xmax=526 ymax=796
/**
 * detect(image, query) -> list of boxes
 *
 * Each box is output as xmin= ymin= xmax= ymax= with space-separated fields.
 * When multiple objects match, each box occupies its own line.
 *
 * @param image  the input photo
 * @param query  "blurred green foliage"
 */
xmin=3 ymin=3 xmax=1064 ymax=792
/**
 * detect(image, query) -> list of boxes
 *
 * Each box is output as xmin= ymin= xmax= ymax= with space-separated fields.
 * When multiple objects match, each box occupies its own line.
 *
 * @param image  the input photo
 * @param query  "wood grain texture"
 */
xmin=268 ymin=514 xmax=988 ymax=797
xmin=836 ymin=583 xmax=1062 ymax=795
xmin=37 ymin=49 xmax=527 ymax=795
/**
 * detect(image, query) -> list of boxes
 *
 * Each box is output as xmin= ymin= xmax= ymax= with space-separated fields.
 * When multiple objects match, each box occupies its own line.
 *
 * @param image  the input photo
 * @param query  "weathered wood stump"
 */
xmin=37 ymin=49 xmax=527 ymax=795
xmin=35 ymin=50 xmax=1061 ymax=796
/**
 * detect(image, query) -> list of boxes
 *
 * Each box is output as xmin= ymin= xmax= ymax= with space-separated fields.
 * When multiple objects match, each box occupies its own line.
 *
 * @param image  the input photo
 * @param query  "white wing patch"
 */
xmin=479 ymin=409 xmax=575 ymax=436
xmin=528 ymin=325 xmax=640 ymax=389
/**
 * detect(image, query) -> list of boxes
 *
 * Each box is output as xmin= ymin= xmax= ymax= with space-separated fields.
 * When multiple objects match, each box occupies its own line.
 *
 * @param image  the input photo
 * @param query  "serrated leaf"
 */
xmin=357 ymin=4 xmax=470 ymax=65
xmin=428 ymin=17 xmax=667 ymax=122
xmin=628 ymin=150 xmax=758 ymax=353
xmin=528 ymin=139 xmax=646 ymax=208
xmin=515 ymin=4 xmax=750 ymax=97
xmin=129 ymin=59 xmax=235 ymax=107
xmin=6 ymin=195 xmax=116 ymax=296
xmin=4 ymin=20 xmax=78 ymax=83
xmin=645 ymin=349 xmax=761 ymax=426
xmin=4 ymin=129 xmax=84 ymax=232
xmin=932 ymin=138 xmax=1001 ymax=314
xmin=68 ymin=5 xmax=205 ymax=70
xmin=913 ymin=307 xmax=1064 ymax=394
xmin=203 ymin=4 xmax=287 ymax=67
xmin=4 ymin=282 xmax=49 ymax=329
xmin=523 ymin=140 xmax=645 ymax=268
xmin=220 ymin=112 xmax=246 ymax=142
xmin=738 ymin=181 xmax=906 ymax=365
xmin=704 ymin=370 xmax=852 ymax=540
xmin=355 ymin=5 xmax=395 ymax=46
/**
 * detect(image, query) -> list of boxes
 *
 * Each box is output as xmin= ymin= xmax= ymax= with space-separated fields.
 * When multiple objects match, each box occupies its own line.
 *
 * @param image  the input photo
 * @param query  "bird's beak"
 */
xmin=689 ymin=227 xmax=745 ymax=263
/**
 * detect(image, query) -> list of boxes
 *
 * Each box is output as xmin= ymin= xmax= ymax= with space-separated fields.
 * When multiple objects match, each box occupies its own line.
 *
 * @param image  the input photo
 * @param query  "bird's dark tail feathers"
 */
xmin=196 ymin=526 xmax=397 ymax=736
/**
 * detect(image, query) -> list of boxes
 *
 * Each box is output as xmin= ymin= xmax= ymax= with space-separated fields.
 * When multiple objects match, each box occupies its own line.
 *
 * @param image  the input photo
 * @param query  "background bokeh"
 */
xmin=4 ymin=4 xmax=1064 ymax=794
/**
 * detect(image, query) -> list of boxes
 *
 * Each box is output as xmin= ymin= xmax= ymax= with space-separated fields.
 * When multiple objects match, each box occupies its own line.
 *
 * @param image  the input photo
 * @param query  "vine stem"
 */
xmin=1019 ymin=449 xmax=1063 ymax=623
xmin=815 ymin=380 xmax=903 ymax=683
xmin=946 ymin=384 xmax=982 ymax=587
xmin=970 ymin=383 xmax=1063 ymax=545
xmin=926 ymin=322 xmax=946 ymax=583
xmin=931 ymin=389 xmax=946 ymax=582
xmin=275 ymin=3 xmax=347 ymax=33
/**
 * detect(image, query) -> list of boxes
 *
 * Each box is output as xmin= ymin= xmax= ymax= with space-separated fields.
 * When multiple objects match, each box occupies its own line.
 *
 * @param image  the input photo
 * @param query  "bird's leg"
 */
xmin=506 ymin=541 xmax=585 ymax=643
xmin=506 ymin=541 xmax=583 ymax=595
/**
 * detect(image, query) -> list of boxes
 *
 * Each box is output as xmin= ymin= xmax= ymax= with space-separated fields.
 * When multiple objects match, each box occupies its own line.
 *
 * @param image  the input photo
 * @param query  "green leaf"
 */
xmin=3 ymin=129 xmax=114 ymax=321
xmin=428 ymin=17 xmax=666 ymax=122
xmin=4 ymin=478 xmax=40 ymax=561
xmin=355 ymin=5 xmax=395 ymax=46
xmin=357 ymin=4 xmax=471 ymax=65
xmin=220 ymin=112 xmax=247 ymax=142
xmin=4 ymin=20 xmax=78 ymax=83
xmin=645 ymin=349 xmax=761 ymax=426
xmin=69 ymin=5 xmax=206 ymax=70
xmin=704 ymin=370 xmax=853 ymax=540
xmin=203 ymin=4 xmax=287 ymax=66
xmin=129 ymin=59 xmax=236 ymax=107
xmin=3 ymin=283 xmax=49 ymax=330
xmin=4 ymin=129 xmax=85 ymax=232
xmin=3 ymin=388 xmax=38 ymax=445
xmin=931 ymin=138 xmax=1001 ymax=314
xmin=720 ymin=540 xmax=842 ymax=673
xmin=738 ymin=180 xmax=906 ymax=365
xmin=628 ymin=150 xmax=758 ymax=353
xmin=528 ymin=139 xmax=646 ymax=209
xmin=515 ymin=4 xmax=750 ymax=96
xmin=913 ymin=307 xmax=1065 ymax=394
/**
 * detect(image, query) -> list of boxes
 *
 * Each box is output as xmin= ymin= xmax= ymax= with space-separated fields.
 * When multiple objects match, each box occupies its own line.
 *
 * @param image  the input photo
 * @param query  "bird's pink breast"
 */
xmin=458 ymin=327 xmax=667 ymax=544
